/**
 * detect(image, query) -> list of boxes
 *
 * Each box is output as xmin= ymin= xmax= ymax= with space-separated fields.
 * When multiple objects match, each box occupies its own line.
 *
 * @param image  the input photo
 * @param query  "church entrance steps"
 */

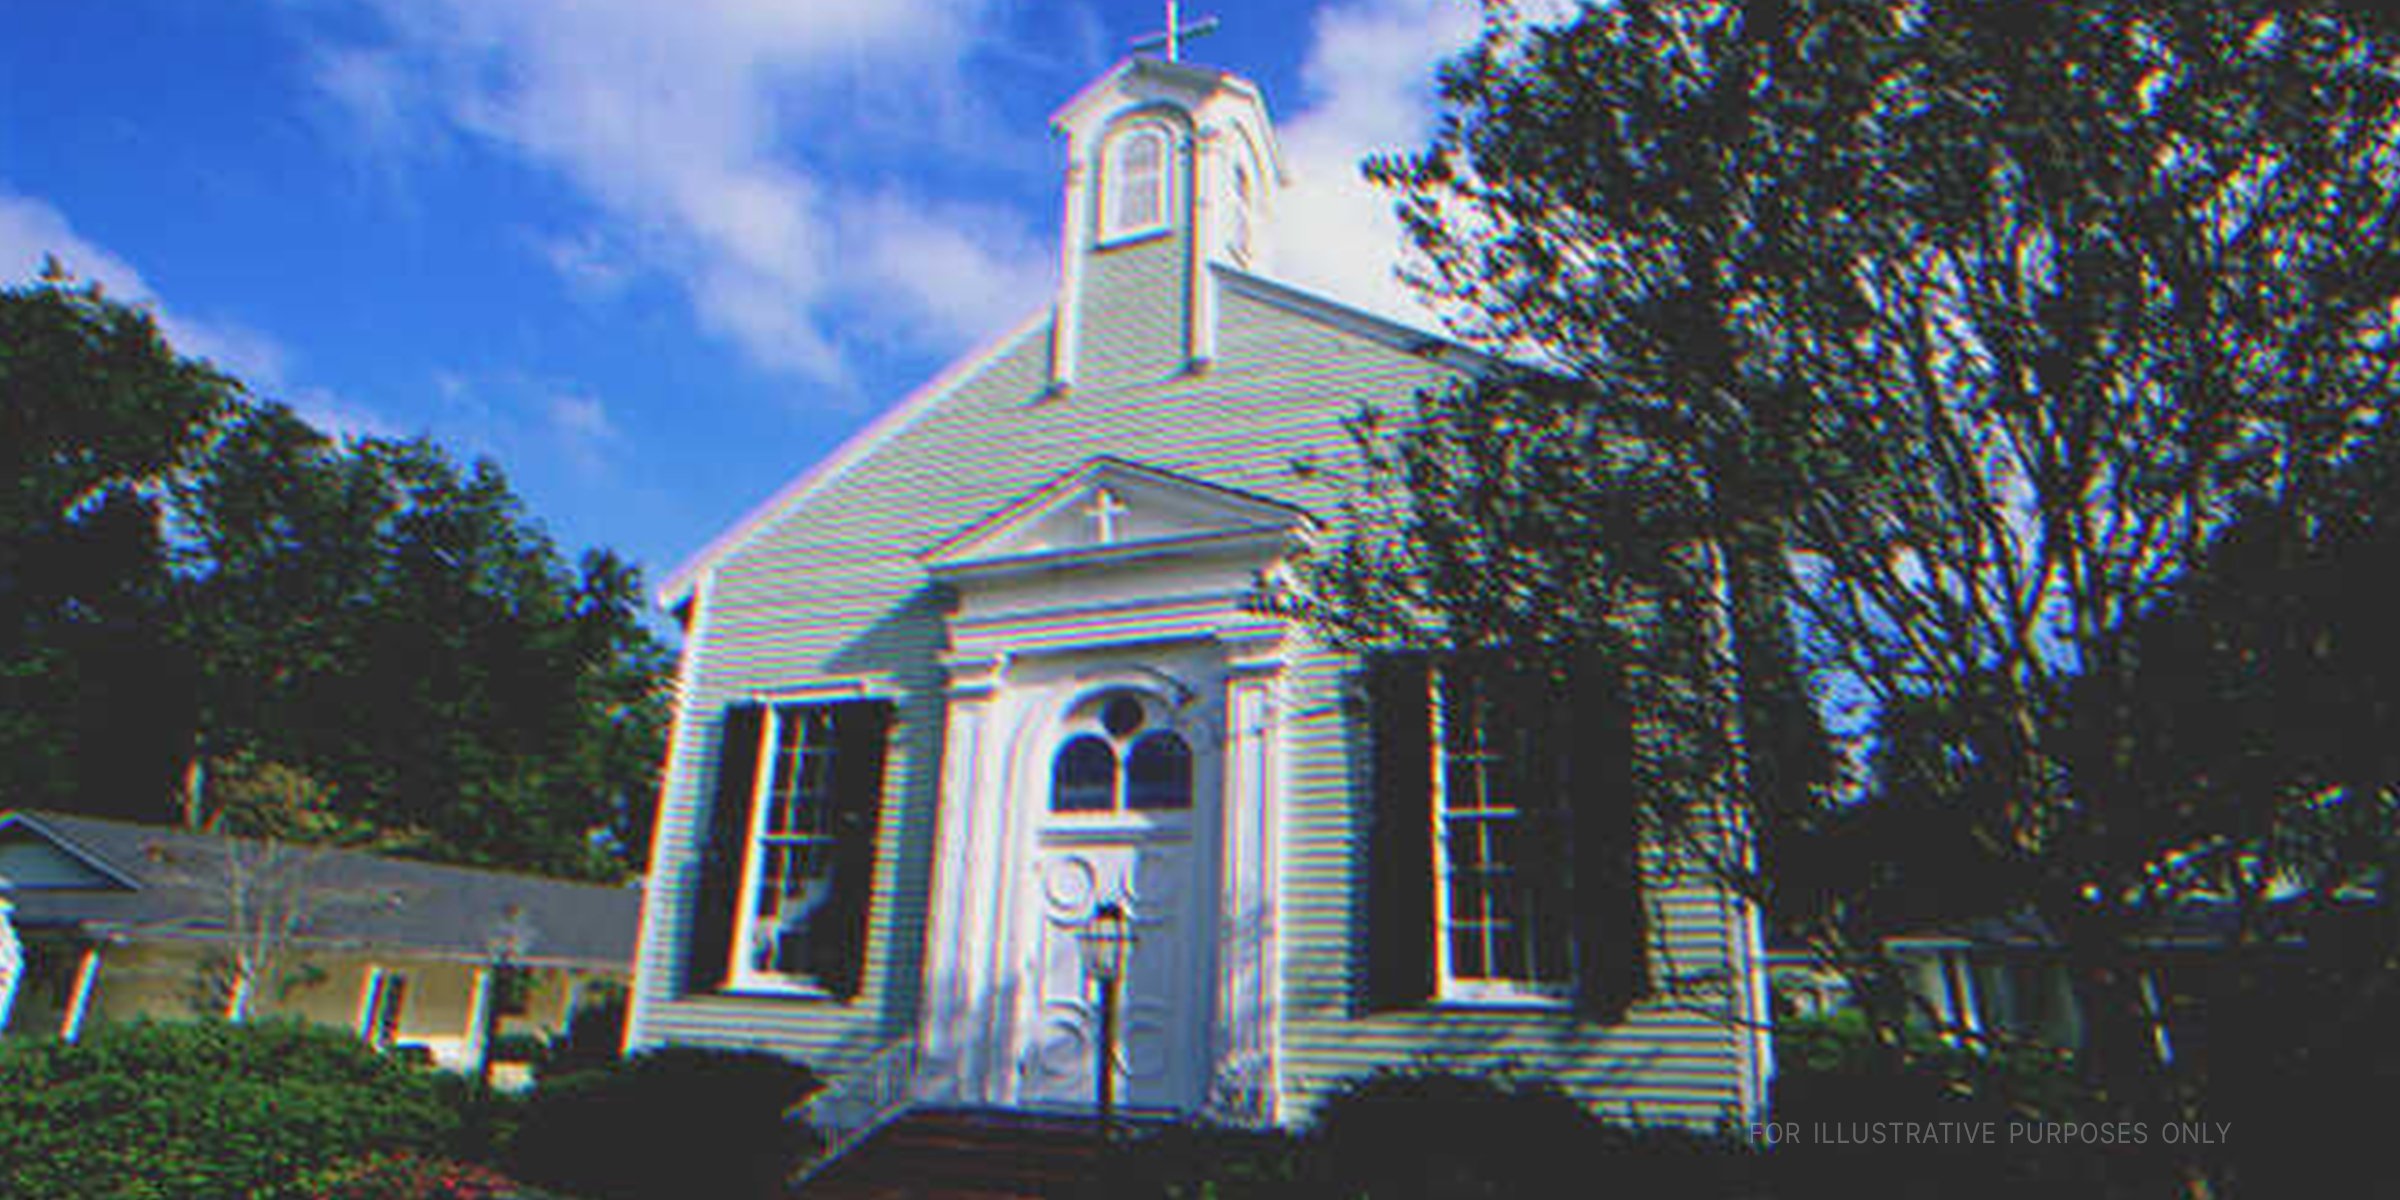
xmin=790 ymin=1107 xmax=1121 ymax=1200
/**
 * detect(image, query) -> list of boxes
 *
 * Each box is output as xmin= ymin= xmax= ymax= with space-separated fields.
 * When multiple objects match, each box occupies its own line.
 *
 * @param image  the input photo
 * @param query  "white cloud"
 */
xmin=534 ymin=227 xmax=635 ymax=301
xmin=0 ymin=188 xmax=295 ymax=390
xmin=1273 ymin=0 xmax=1484 ymax=329
xmin=309 ymin=46 xmax=424 ymax=156
xmin=289 ymin=385 xmax=404 ymax=442
xmin=840 ymin=192 xmax=1056 ymax=354
xmin=549 ymin=391 xmax=613 ymax=440
xmin=547 ymin=390 xmax=620 ymax=474
xmin=315 ymin=0 xmax=1051 ymax=390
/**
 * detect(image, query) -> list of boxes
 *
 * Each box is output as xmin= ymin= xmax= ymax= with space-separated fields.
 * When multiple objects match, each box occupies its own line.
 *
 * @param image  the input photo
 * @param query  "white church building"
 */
xmin=625 ymin=48 xmax=1770 ymax=1136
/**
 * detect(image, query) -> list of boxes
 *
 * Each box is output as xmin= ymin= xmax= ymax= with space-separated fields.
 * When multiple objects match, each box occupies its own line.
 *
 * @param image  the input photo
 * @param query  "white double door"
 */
xmin=1012 ymin=824 xmax=1210 ymax=1113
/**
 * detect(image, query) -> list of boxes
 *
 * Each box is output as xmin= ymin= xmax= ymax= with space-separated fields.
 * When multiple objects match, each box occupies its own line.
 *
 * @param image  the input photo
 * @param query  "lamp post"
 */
xmin=1076 ymin=900 xmax=1134 ymax=1138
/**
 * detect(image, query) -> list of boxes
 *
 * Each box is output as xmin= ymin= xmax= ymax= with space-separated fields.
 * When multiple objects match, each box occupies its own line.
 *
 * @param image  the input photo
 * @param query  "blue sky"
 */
xmin=1 ymin=0 xmax=1484 ymax=630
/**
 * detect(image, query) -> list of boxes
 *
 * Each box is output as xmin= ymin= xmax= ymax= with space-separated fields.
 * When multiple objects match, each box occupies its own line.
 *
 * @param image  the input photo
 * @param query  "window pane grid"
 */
xmin=748 ymin=708 xmax=841 ymax=977
xmin=1106 ymin=130 xmax=1167 ymax=235
xmin=1437 ymin=670 xmax=1571 ymax=990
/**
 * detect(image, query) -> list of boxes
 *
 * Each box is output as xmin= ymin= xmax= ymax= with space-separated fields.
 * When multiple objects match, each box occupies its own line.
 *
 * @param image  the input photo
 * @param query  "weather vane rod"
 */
xmin=1131 ymin=0 xmax=1220 ymax=63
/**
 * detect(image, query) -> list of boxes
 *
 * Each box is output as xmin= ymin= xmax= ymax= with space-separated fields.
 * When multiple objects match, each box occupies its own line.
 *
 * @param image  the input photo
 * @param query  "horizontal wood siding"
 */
xmin=1078 ymin=233 xmax=1188 ymax=389
xmin=1274 ymin=637 xmax=1759 ymax=1130
xmin=629 ymin=282 xmax=1762 ymax=1125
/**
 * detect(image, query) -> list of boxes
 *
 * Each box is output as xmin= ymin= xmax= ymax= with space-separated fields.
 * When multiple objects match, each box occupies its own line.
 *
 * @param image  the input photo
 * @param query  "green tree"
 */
xmin=177 ymin=405 xmax=671 ymax=880
xmin=0 ymin=263 xmax=234 ymax=812
xmin=1 ymin=262 xmax=669 ymax=880
xmin=1306 ymin=0 xmax=2399 ymax=1175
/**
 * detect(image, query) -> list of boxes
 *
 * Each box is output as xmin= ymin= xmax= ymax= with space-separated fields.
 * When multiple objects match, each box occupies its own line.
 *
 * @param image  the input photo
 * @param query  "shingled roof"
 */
xmin=0 ymin=810 xmax=638 ymax=970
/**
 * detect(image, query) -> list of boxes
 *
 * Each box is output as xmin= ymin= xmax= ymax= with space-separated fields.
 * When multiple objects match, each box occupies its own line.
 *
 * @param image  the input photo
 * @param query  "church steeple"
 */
xmin=1045 ymin=50 xmax=1287 ymax=392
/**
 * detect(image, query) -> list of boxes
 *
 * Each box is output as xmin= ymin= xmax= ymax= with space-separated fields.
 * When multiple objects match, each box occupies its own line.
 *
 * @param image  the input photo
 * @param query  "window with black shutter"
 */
xmin=1362 ymin=651 xmax=1647 ymax=1019
xmin=688 ymin=697 xmax=891 ymax=999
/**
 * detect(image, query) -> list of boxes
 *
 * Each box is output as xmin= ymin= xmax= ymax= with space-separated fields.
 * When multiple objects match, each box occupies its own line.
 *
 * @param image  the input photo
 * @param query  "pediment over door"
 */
xmin=924 ymin=457 xmax=1312 ymax=583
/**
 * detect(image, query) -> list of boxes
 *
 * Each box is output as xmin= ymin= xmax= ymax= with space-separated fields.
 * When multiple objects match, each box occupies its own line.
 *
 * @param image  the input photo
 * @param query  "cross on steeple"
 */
xmin=1081 ymin=488 xmax=1129 ymax=544
xmin=1131 ymin=0 xmax=1219 ymax=63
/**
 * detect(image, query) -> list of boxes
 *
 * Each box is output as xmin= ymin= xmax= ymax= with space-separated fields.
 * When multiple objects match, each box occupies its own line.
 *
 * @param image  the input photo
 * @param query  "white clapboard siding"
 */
xmin=628 ymin=260 xmax=1762 ymax=1126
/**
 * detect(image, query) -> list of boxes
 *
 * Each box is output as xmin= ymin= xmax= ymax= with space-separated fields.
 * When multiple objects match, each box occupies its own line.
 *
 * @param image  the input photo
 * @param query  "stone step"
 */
xmin=794 ymin=1107 xmax=1125 ymax=1200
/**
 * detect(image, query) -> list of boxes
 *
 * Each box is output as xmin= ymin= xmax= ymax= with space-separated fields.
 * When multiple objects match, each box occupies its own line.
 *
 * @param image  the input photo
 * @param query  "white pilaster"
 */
xmin=1208 ymin=636 xmax=1285 ymax=1124
xmin=1050 ymin=158 xmax=1090 ymax=392
xmin=1186 ymin=127 xmax=1218 ymax=372
xmin=918 ymin=657 xmax=998 ymax=1100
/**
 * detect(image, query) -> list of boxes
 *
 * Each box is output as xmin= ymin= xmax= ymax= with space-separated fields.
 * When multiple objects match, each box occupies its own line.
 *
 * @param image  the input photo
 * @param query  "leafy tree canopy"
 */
xmin=1299 ymin=0 xmax=2400 ymax=1152
xmin=1 ymin=268 xmax=669 ymax=880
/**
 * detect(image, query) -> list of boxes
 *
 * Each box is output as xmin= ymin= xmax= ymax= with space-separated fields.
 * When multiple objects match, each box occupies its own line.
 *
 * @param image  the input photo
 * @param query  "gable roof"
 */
xmin=923 ymin=454 xmax=1314 ymax=564
xmin=654 ymin=309 xmax=1051 ymax=614
xmin=655 ymin=264 xmax=1492 ymax=613
xmin=0 ymin=810 xmax=638 ymax=969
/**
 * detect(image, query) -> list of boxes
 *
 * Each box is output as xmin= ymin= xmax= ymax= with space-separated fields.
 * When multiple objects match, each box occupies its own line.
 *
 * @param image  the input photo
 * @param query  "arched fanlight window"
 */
xmin=1125 ymin=731 xmax=1193 ymax=811
xmin=1102 ymin=126 xmax=1170 ymax=239
xmin=1052 ymin=735 xmax=1117 ymax=812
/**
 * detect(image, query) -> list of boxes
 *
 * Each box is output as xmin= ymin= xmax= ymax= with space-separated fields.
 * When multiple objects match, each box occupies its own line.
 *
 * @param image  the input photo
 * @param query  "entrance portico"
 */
xmin=913 ymin=458 xmax=1299 ymax=1123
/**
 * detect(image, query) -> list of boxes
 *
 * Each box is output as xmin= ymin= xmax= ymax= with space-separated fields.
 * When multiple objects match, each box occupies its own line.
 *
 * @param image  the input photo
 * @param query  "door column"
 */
xmin=1208 ymin=632 xmax=1285 ymax=1124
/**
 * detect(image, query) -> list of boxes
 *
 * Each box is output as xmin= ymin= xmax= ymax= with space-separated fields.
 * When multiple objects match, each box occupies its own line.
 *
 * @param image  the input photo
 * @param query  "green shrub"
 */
xmin=1307 ymin=1070 xmax=1742 ymax=1199
xmin=428 ymin=1071 xmax=526 ymax=1167
xmin=0 ymin=1019 xmax=461 ymax=1200
xmin=1076 ymin=1122 xmax=1310 ymax=1200
xmin=507 ymin=1045 xmax=821 ymax=1200
xmin=292 ymin=1150 xmax=527 ymax=1200
xmin=1768 ymin=1013 xmax=2174 ymax=1199
xmin=1772 ymin=1010 xmax=2085 ymax=1123
xmin=486 ymin=1032 xmax=546 ymax=1064
xmin=531 ymin=985 xmax=625 ymax=1084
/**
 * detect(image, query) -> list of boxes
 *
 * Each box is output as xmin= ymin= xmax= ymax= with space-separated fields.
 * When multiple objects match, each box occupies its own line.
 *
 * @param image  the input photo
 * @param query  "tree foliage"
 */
xmin=1304 ymin=0 xmax=2400 ymax=1163
xmin=0 ymin=260 xmax=232 ymax=812
xmin=0 ymin=268 xmax=669 ymax=880
xmin=0 ymin=1018 xmax=465 ymax=1200
xmin=176 ymin=404 xmax=671 ymax=879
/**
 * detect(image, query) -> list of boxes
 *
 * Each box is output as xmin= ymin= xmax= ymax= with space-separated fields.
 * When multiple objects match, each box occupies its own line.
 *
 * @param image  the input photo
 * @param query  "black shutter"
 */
xmin=1570 ymin=650 xmax=1648 ymax=1021
xmin=1365 ymin=652 xmax=1436 ymax=1010
xmin=807 ymin=699 xmax=893 ymax=1001
xmin=687 ymin=702 xmax=764 ymax=995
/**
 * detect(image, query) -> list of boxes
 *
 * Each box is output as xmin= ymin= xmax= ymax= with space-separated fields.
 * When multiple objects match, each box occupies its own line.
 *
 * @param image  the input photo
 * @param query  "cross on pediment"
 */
xmin=1081 ymin=488 xmax=1129 ymax=544
xmin=1131 ymin=0 xmax=1219 ymax=63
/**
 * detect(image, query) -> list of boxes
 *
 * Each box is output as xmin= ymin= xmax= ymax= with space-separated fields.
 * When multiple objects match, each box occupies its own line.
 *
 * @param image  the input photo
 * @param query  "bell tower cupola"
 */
xmin=1045 ymin=23 xmax=1287 ymax=392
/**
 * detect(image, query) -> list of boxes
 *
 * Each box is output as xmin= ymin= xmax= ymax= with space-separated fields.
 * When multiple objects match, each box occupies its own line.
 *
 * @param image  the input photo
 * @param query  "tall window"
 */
xmin=1365 ymin=653 xmax=1645 ymax=1018
xmin=1101 ymin=126 xmax=1171 ymax=240
xmin=690 ymin=699 xmax=892 ymax=999
xmin=742 ymin=706 xmax=840 ymax=980
xmin=1434 ymin=670 xmax=1573 ymax=998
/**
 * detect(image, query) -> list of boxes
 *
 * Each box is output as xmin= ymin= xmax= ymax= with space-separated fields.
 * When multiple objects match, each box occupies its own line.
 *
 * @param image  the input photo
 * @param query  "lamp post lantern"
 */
xmin=1076 ymin=900 xmax=1134 ymax=1137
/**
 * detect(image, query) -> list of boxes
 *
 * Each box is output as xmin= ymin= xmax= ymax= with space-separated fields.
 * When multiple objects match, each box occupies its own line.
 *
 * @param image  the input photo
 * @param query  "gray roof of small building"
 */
xmin=0 ymin=810 xmax=639 ymax=970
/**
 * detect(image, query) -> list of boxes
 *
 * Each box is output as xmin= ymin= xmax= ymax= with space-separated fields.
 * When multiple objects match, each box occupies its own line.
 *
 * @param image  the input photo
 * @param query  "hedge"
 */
xmin=0 ymin=1019 xmax=461 ymax=1200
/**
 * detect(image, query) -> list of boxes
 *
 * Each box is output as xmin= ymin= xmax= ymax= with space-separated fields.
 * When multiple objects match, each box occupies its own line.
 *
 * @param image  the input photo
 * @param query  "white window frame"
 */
xmin=1429 ymin=670 xmax=1573 ymax=1008
xmin=727 ymin=704 xmax=844 ymax=995
xmin=1099 ymin=124 xmax=1173 ymax=243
